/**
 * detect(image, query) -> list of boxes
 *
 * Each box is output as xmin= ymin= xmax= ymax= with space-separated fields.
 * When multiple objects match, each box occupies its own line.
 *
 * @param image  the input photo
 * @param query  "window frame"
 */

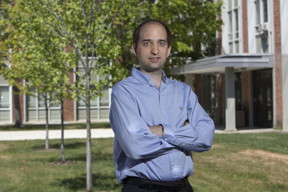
xmin=227 ymin=0 xmax=241 ymax=53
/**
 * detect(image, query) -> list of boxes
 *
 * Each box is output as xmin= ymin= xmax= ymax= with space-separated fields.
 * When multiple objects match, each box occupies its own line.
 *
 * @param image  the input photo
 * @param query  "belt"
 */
xmin=123 ymin=177 xmax=189 ymax=192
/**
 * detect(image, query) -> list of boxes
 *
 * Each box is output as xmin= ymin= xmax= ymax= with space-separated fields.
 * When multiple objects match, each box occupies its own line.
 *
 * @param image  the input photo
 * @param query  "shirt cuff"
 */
xmin=160 ymin=123 xmax=174 ymax=142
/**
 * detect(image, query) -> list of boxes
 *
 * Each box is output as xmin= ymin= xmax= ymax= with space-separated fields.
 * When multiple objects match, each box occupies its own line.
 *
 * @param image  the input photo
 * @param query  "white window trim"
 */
xmin=252 ymin=0 xmax=272 ymax=53
xmin=24 ymin=85 xmax=61 ymax=123
xmin=0 ymin=75 xmax=12 ymax=124
xmin=222 ymin=0 xmax=243 ymax=54
xmin=74 ymin=58 xmax=111 ymax=121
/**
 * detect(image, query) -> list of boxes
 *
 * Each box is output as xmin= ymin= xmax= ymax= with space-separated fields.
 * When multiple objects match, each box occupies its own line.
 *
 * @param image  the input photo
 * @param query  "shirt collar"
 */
xmin=132 ymin=67 xmax=169 ymax=87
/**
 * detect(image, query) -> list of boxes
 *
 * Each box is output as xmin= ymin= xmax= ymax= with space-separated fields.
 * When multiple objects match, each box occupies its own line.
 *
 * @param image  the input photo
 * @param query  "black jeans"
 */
xmin=121 ymin=177 xmax=194 ymax=192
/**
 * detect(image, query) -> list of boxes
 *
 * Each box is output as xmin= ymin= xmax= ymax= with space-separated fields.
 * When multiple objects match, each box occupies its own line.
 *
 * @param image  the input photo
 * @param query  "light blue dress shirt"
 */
xmin=109 ymin=67 xmax=215 ymax=183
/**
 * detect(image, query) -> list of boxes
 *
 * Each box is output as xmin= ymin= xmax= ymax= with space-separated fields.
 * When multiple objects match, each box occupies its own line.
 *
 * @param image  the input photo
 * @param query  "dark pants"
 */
xmin=122 ymin=177 xmax=194 ymax=192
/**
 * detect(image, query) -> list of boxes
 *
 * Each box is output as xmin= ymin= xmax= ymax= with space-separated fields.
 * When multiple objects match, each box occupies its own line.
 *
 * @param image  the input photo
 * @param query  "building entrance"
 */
xmin=253 ymin=69 xmax=273 ymax=128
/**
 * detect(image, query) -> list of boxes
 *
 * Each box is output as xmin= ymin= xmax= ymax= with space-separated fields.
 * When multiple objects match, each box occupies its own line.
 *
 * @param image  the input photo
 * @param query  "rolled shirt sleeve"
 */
xmin=161 ymin=87 xmax=215 ymax=152
xmin=110 ymin=85 xmax=176 ymax=160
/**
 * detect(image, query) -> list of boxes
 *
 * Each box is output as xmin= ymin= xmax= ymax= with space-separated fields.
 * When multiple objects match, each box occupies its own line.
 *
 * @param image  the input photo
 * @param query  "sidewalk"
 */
xmin=0 ymin=128 xmax=279 ymax=141
xmin=0 ymin=129 xmax=114 ymax=141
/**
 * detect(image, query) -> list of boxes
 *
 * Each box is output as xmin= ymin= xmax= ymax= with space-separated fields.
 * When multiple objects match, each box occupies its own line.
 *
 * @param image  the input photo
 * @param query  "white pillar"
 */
xmin=225 ymin=67 xmax=237 ymax=131
xmin=281 ymin=0 xmax=288 ymax=131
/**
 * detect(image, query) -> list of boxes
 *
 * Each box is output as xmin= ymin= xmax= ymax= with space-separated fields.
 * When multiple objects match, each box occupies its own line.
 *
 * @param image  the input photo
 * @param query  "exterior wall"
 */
xmin=218 ymin=74 xmax=225 ymax=126
xmin=273 ymin=0 xmax=283 ymax=128
xmin=282 ymin=54 xmax=288 ymax=131
xmin=242 ymin=71 xmax=251 ymax=127
xmin=0 ymin=73 xmax=110 ymax=125
xmin=242 ymin=0 xmax=248 ymax=53
xmin=63 ymin=71 xmax=74 ymax=121
xmin=217 ymin=0 xmax=284 ymax=129
xmin=281 ymin=0 xmax=288 ymax=130
xmin=63 ymin=99 xmax=74 ymax=121
xmin=247 ymin=0 xmax=256 ymax=53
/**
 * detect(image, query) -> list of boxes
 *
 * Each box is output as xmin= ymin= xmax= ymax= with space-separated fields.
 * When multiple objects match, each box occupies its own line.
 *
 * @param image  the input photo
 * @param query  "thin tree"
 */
xmin=1 ymin=0 xmax=75 ymax=154
xmin=21 ymin=1 xmax=124 ymax=191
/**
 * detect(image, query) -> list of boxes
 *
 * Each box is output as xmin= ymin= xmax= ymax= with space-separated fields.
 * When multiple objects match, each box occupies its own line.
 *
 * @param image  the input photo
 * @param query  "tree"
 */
xmin=14 ymin=1 xmax=124 ymax=191
xmin=111 ymin=0 xmax=222 ymax=77
xmin=1 ymin=0 xmax=75 ymax=155
xmin=150 ymin=0 xmax=222 ymax=72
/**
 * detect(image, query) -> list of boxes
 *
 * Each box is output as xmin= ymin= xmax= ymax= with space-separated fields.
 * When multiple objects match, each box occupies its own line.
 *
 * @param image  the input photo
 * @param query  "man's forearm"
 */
xmin=149 ymin=125 xmax=164 ymax=137
xmin=149 ymin=120 xmax=189 ymax=137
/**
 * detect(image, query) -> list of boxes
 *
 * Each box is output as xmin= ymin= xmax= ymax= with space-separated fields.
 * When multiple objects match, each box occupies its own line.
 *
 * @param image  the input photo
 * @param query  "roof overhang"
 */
xmin=172 ymin=54 xmax=274 ymax=74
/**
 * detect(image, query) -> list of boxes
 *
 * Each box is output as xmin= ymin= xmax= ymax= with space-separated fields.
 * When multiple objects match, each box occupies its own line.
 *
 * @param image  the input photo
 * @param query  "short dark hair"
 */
xmin=132 ymin=19 xmax=172 ymax=47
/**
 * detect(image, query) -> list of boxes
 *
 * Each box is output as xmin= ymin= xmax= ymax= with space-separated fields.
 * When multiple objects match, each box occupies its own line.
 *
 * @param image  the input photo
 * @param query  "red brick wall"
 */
xmin=242 ymin=71 xmax=251 ymax=126
xmin=242 ymin=0 xmax=248 ymax=53
xmin=63 ymin=71 xmax=75 ymax=121
xmin=273 ymin=0 xmax=283 ymax=127
xmin=217 ymin=74 xmax=225 ymax=126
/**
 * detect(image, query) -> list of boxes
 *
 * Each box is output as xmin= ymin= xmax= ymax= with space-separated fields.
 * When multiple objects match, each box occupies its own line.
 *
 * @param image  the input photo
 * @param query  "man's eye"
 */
xmin=143 ymin=42 xmax=150 ymax=46
xmin=159 ymin=41 xmax=166 ymax=46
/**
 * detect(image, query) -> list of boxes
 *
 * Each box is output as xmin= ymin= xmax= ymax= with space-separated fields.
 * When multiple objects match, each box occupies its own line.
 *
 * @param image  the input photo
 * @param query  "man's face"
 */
xmin=133 ymin=22 xmax=171 ymax=73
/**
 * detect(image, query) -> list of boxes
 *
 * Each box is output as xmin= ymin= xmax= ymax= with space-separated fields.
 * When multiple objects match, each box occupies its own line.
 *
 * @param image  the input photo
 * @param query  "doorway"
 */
xmin=253 ymin=69 xmax=273 ymax=128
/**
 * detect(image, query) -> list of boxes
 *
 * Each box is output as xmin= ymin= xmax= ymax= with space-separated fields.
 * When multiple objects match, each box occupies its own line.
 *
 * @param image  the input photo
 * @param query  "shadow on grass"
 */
xmin=33 ymin=143 xmax=113 ymax=163
xmin=32 ymin=141 xmax=85 ymax=151
xmin=54 ymin=172 xmax=121 ymax=191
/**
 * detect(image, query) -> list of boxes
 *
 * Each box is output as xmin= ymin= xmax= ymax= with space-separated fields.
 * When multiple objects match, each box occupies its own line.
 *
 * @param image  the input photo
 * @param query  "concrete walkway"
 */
xmin=0 ymin=128 xmax=279 ymax=141
xmin=0 ymin=129 xmax=114 ymax=141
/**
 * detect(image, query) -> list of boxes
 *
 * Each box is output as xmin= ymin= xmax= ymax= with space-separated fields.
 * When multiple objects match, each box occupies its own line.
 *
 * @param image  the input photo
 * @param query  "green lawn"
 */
xmin=0 ymin=132 xmax=287 ymax=192
xmin=0 ymin=122 xmax=111 ymax=131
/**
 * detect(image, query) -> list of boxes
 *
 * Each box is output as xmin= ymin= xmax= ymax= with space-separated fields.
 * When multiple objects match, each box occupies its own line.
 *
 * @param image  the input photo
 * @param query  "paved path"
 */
xmin=0 ymin=128 xmax=279 ymax=141
xmin=0 ymin=129 xmax=114 ymax=141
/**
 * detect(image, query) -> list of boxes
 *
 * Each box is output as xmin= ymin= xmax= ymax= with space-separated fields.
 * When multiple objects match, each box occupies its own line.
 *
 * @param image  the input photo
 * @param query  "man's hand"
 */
xmin=184 ymin=120 xmax=189 ymax=126
xmin=149 ymin=120 xmax=188 ymax=137
xmin=149 ymin=125 xmax=164 ymax=137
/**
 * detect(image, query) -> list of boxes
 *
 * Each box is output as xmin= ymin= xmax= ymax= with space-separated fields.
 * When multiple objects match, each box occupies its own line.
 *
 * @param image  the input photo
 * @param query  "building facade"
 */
xmin=0 ymin=71 xmax=111 ymax=125
xmin=174 ymin=0 xmax=287 ymax=131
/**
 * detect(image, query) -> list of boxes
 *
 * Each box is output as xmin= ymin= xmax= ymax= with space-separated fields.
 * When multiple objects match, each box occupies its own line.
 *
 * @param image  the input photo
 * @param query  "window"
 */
xmin=0 ymin=75 xmax=10 ymax=122
xmin=76 ymin=58 xmax=111 ymax=121
xmin=26 ymin=88 xmax=61 ymax=122
xmin=77 ymin=83 xmax=110 ymax=120
xmin=255 ymin=0 xmax=269 ymax=53
xmin=227 ymin=0 xmax=240 ymax=53
xmin=202 ymin=74 xmax=217 ymax=119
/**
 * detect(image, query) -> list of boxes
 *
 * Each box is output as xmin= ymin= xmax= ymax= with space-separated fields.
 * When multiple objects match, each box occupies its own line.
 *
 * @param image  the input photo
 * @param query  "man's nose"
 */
xmin=151 ymin=44 xmax=159 ymax=55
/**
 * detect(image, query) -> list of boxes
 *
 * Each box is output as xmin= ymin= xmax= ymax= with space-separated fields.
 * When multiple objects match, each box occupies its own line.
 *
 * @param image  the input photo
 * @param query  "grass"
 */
xmin=0 ymin=122 xmax=111 ymax=131
xmin=0 ymin=132 xmax=287 ymax=192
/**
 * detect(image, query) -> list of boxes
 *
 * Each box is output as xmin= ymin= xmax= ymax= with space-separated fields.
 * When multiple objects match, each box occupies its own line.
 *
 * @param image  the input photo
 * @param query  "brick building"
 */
xmin=173 ymin=0 xmax=288 ymax=131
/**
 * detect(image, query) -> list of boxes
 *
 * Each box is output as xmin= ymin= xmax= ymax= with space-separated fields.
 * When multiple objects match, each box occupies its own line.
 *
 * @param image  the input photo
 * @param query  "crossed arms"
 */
xmin=109 ymin=85 xmax=215 ymax=160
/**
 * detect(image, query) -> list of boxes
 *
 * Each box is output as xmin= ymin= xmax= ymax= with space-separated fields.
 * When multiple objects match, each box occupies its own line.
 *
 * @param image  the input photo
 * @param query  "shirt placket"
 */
xmin=159 ymin=84 xmax=182 ymax=179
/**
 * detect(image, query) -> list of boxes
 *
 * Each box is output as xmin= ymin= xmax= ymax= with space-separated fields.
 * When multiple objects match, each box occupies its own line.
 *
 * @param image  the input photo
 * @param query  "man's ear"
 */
xmin=166 ymin=46 xmax=171 ymax=57
xmin=131 ymin=44 xmax=137 ymax=56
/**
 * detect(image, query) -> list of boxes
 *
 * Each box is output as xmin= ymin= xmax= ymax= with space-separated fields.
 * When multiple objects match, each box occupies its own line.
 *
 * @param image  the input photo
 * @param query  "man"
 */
xmin=109 ymin=19 xmax=215 ymax=192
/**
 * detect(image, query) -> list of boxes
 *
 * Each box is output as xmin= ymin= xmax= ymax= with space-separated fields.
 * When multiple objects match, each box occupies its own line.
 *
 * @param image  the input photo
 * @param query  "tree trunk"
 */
xmin=44 ymin=95 xmax=49 ymax=149
xmin=13 ymin=86 xmax=22 ymax=127
xmin=60 ymin=98 xmax=65 ymax=162
xmin=86 ymin=75 xmax=93 ymax=192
